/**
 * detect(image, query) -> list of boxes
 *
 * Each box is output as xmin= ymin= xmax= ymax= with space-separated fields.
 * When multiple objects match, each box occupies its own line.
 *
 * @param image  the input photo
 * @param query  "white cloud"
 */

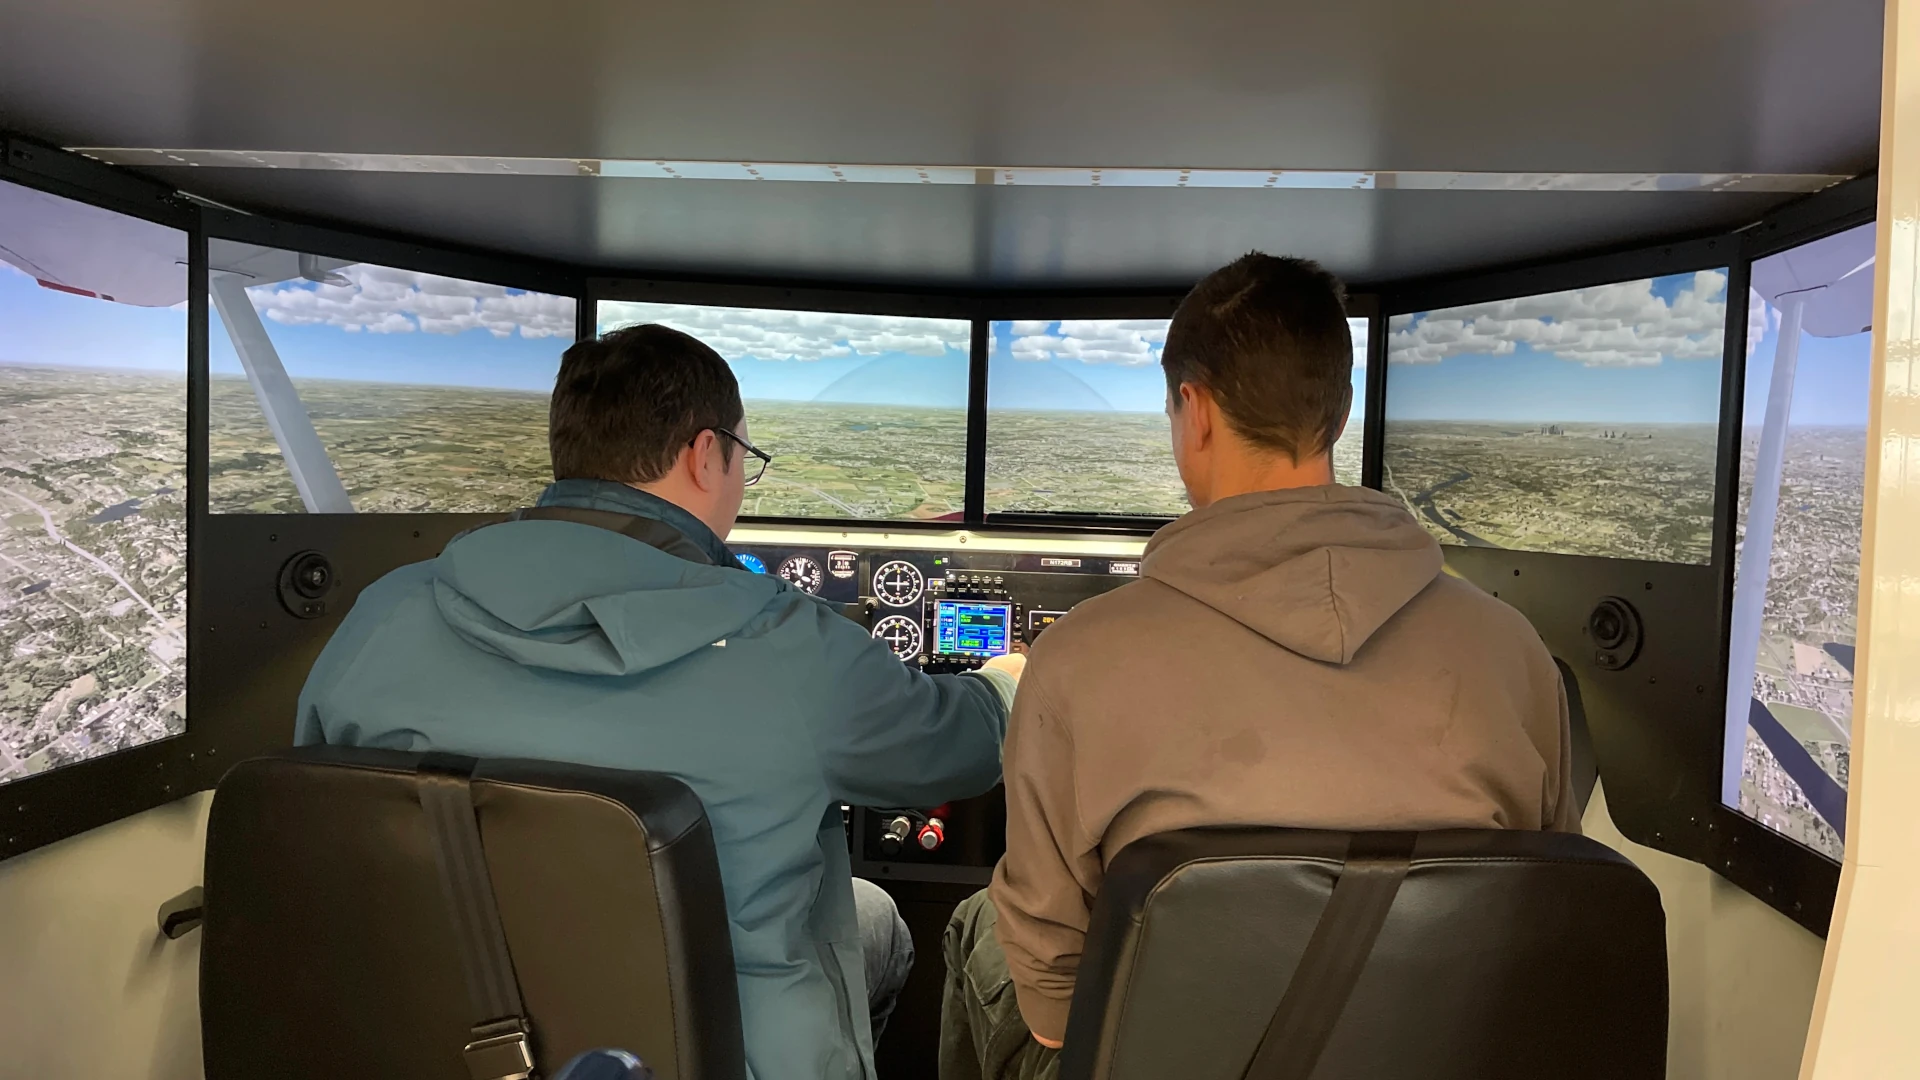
xmin=1011 ymin=319 xmax=1170 ymax=367
xmin=1387 ymin=271 xmax=1729 ymax=368
xmin=598 ymin=301 xmax=968 ymax=361
xmin=246 ymin=264 xmax=576 ymax=339
xmin=1011 ymin=316 xmax=1369 ymax=370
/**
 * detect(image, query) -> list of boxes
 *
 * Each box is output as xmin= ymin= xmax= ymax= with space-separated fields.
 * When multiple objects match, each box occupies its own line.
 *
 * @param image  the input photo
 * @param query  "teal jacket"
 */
xmin=295 ymin=480 xmax=1012 ymax=1080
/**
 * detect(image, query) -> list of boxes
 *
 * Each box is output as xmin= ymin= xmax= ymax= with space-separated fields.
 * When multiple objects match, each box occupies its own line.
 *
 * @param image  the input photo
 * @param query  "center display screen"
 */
xmin=597 ymin=300 xmax=971 ymax=522
xmin=933 ymin=600 xmax=1013 ymax=657
xmin=984 ymin=317 xmax=1369 ymax=517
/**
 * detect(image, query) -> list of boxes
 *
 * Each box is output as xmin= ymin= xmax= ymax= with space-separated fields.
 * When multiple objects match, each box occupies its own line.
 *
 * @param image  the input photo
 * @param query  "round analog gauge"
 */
xmin=872 ymin=615 xmax=923 ymax=659
xmin=872 ymin=560 xmax=925 ymax=607
xmin=776 ymin=554 xmax=824 ymax=594
xmin=735 ymin=552 xmax=768 ymax=575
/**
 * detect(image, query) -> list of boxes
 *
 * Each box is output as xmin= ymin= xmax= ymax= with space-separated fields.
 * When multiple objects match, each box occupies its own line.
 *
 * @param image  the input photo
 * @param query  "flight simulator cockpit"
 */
xmin=0 ymin=0 xmax=1911 ymax=1073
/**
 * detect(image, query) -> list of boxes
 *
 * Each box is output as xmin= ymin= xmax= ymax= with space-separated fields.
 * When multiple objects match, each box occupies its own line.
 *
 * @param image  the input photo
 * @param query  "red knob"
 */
xmin=916 ymin=818 xmax=946 ymax=851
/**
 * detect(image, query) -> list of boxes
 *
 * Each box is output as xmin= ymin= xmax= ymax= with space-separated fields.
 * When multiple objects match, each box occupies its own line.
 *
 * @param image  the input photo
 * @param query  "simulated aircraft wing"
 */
xmin=0 ymin=180 xmax=187 ymax=306
xmin=1750 ymin=223 xmax=1875 ymax=337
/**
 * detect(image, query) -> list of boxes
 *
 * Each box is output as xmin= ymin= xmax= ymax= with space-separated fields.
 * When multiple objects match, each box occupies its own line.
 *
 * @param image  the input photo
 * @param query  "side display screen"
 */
xmin=596 ymin=301 xmax=970 ymax=521
xmin=984 ymin=317 xmax=1368 ymax=516
xmin=1382 ymin=271 xmax=1729 ymax=563
xmin=0 ymin=180 xmax=188 ymax=784
xmin=208 ymin=240 xmax=576 ymax=513
xmin=1724 ymin=222 xmax=1874 ymax=862
xmin=934 ymin=600 xmax=1013 ymax=657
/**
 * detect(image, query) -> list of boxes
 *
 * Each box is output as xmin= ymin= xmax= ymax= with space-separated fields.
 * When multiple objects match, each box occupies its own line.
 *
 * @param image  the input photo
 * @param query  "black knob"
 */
xmin=1587 ymin=597 xmax=1644 ymax=671
xmin=277 ymin=550 xmax=338 ymax=619
xmin=293 ymin=554 xmax=332 ymax=598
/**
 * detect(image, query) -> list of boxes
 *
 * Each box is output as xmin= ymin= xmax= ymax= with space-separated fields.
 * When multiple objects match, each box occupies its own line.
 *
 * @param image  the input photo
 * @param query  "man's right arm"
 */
xmin=803 ymin=603 xmax=1011 ymax=808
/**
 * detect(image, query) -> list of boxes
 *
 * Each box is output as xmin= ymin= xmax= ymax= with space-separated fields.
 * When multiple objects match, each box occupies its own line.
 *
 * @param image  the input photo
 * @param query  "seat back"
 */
xmin=1059 ymin=828 xmax=1667 ymax=1080
xmin=200 ymin=746 xmax=744 ymax=1080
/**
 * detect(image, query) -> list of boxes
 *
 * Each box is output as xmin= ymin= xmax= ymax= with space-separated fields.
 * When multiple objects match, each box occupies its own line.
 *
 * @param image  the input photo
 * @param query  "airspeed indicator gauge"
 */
xmin=872 ymin=560 xmax=925 ymax=607
xmin=872 ymin=615 xmax=923 ymax=660
xmin=777 ymin=555 xmax=824 ymax=594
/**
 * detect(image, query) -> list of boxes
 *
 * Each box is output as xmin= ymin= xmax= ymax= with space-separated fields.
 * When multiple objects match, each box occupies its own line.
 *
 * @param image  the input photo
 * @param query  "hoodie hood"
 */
xmin=432 ymin=483 xmax=779 ymax=676
xmin=1142 ymin=486 xmax=1443 ymax=665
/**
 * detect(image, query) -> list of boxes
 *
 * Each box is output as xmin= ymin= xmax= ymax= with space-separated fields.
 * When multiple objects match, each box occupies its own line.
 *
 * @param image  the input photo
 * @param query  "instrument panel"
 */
xmin=730 ymin=536 xmax=1144 ymax=883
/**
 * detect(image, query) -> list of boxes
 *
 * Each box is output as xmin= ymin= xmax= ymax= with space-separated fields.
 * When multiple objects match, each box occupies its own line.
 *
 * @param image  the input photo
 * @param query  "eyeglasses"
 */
xmin=700 ymin=427 xmax=772 ymax=486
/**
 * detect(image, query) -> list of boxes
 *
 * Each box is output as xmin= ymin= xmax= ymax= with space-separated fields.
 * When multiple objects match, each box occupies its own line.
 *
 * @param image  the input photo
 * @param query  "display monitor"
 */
xmin=1723 ymin=222 xmax=1873 ymax=862
xmin=0 ymin=180 xmax=188 ymax=784
xmin=934 ymin=600 xmax=1013 ymax=657
xmin=984 ymin=317 xmax=1369 ymax=516
xmin=1382 ymin=270 xmax=1729 ymax=563
xmin=596 ymin=301 xmax=971 ymax=521
xmin=207 ymin=241 xmax=576 ymax=513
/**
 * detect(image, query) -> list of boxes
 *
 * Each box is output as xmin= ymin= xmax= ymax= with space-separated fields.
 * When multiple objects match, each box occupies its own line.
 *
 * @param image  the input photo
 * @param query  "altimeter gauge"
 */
xmin=777 ymin=554 xmax=825 ymax=594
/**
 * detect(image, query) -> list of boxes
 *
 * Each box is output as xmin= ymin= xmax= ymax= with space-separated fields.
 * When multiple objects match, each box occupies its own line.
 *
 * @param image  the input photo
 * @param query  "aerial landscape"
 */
xmin=210 ymin=375 xmax=553 ymax=513
xmin=1381 ymin=422 xmax=1720 ymax=563
xmin=985 ymin=318 xmax=1368 ymax=516
xmin=1 ymin=188 xmax=190 ymax=786
xmin=1383 ymin=270 xmax=1730 ymax=564
xmin=0 ymin=363 xmax=187 ymax=785
xmin=1733 ymin=426 xmax=1861 ymax=860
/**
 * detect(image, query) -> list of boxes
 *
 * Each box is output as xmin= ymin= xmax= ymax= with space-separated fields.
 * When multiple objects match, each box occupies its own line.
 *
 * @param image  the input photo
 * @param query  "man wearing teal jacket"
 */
xmin=295 ymin=324 xmax=1021 ymax=1080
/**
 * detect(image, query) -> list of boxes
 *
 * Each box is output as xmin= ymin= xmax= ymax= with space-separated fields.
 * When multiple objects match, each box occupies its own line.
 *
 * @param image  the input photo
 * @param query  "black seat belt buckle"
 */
xmin=465 ymin=1017 xmax=536 ymax=1080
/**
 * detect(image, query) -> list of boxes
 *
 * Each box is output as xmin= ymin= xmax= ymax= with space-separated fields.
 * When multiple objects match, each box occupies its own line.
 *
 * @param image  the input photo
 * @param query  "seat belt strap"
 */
xmin=1241 ymin=832 xmax=1417 ymax=1080
xmin=418 ymin=755 xmax=537 ymax=1080
xmin=508 ymin=506 xmax=716 ymax=566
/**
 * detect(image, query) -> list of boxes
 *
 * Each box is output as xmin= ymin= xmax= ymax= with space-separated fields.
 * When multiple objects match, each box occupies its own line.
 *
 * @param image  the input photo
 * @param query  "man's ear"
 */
xmin=1179 ymin=382 xmax=1215 ymax=448
xmin=685 ymin=429 xmax=720 ymax=492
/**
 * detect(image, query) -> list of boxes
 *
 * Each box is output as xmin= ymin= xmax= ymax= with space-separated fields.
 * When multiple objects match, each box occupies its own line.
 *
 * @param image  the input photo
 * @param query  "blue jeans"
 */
xmin=854 ymin=876 xmax=915 ymax=1046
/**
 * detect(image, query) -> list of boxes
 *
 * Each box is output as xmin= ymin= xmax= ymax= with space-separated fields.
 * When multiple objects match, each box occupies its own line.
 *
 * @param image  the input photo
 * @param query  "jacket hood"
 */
xmin=432 ymin=517 xmax=779 ymax=677
xmin=1142 ymin=486 xmax=1443 ymax=665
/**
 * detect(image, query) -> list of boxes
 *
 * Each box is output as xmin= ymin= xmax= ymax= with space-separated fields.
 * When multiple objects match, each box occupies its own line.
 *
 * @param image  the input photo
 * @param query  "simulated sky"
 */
xmin=1385 ymin=270 xmax=1729 ymax=423
xmin=597 ymin=300 xmax=971 ymax=407
xmin=210 ymin=262 xmax=575 ymax=390
xmin=0 ymin=262 xmax=186 ymax=373
xmin=988 ymin=317 xmax=1370 ymax=414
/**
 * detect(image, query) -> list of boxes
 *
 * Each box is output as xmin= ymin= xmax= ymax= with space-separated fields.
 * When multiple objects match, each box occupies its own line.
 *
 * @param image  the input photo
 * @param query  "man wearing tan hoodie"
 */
xmin=938 ymin=253 xmax=1578 ymax=1080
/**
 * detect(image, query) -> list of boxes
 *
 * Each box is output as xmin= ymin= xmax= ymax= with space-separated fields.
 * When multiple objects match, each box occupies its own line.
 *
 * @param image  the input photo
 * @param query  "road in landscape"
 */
xmin=1409 ymin=471 xmax=1499 ymax=547
xmin=2 ymin=485 xmax=180 ymax=647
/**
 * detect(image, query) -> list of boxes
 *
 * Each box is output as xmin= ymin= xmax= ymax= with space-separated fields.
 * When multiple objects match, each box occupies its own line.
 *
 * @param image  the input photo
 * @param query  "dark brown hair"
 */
xmin=1161 ymin=252 xmax=1353 ymax=462
xmin=549 ymin=324 xmax=744 ymax=483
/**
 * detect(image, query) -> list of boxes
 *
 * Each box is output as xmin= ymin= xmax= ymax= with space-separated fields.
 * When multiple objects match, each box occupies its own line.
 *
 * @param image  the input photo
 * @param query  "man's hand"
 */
xmin=980 ymin=650 xmax=1027 ymax=681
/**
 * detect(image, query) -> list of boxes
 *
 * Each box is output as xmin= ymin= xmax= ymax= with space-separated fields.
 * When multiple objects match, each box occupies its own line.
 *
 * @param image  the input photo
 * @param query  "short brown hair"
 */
xmin=549 ymin=324 xmax=744 ymax=483
xmin=1162 ymin=253 xmax=1353 ymax=462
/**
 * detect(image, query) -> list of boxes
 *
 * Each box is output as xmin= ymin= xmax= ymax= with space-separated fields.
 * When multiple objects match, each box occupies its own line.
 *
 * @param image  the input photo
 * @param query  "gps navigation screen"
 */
xmin=1 ymin=180 xmax=188 ymax=785
xmin=985 ymin=317 xmax=1368 ymax=516
xmin=597 ymin=301 xmax=970 ymax=521
xmin=1382 ymin=271 xmax=1728 ymax=563
xmin=1723 ymin=222 xmax=1873 ymax=863
xmin=934 ymin=601 xmax=1013 ymax=657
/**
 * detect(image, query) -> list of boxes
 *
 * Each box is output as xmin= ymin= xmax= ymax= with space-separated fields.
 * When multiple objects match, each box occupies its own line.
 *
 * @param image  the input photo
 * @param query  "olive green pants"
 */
xmin=939 ymin=889 xmax=1062 ymax=1080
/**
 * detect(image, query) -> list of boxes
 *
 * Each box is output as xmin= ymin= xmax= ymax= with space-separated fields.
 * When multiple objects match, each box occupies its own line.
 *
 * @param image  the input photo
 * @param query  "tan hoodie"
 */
xmin=989 ymin=485 xmax=1577 ymax=1042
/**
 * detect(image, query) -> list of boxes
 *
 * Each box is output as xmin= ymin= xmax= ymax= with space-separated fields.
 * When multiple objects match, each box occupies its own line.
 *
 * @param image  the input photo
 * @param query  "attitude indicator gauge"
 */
xmin=777 ymin=554 xmax=824 ymax=594
xmin=872 ymin=615 xmax=923 ymax=659
xmin=872 ymin=560 xmax=925 ymax=607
